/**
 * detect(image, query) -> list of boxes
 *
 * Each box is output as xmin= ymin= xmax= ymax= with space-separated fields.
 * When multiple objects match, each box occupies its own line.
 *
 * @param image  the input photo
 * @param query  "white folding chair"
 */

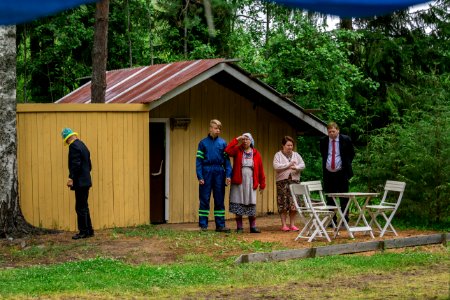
xmin=300 ymin=181 xmax=327 ymax=206
xmin=365 ymin=180 xmax=406 ymax=237
xmin=289 ymin=183 xmax=335 ymax=242
xmin=301 ymin=181 xmax=337 ymax=230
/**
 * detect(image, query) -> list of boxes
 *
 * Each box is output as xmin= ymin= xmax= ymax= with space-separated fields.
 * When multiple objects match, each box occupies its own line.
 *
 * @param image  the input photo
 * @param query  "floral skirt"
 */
xmin=229 ymin=202 xmax=256 ymax=217
xmin=276 ymin=178 xmax=300 ymax=213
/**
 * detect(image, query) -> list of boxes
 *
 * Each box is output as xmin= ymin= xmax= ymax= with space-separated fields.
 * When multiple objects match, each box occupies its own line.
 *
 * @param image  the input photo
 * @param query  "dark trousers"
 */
xmin=199 ymin=166 xmax=226 ymax=229
xmin=324 ymin=170 xmax=350 ymax=219
xmin=75 ymin=187 xmax=93 ymax=234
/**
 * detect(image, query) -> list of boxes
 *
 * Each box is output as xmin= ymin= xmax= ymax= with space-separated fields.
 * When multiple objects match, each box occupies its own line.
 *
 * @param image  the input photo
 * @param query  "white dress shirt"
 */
xmin=326 ymin=137 xmax=342 ymax=172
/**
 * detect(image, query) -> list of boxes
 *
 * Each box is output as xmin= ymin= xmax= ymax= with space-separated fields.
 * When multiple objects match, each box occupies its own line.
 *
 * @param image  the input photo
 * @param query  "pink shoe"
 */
xmin=281 ymin=226 xmax=290 ymax=232
xmin=289 ymin=225 xmax=299 ymax=231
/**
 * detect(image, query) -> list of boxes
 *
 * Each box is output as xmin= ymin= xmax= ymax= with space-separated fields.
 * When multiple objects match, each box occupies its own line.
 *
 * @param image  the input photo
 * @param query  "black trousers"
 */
xmin=75 ymin=187 xmax=93 ymax=234
xmin=324 ymin=169 xmax=350 ymax=219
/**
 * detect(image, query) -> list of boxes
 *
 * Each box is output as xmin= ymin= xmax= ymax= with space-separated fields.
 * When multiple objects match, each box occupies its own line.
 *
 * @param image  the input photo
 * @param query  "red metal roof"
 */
xmin=56 ymin=58 xmax=225 ymax=104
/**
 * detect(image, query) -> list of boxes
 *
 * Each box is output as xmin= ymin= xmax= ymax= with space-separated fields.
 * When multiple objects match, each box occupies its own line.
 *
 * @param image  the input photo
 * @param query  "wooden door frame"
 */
xmin=150 ymin=118 xmax=170 ymax=222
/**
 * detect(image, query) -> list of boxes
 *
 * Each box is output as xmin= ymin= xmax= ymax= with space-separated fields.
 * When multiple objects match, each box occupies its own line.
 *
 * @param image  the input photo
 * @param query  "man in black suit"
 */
xmin=320 ymin=122 xmax=355 ymax=219
xmin=62 ymin=128 xmax=94 ymax=240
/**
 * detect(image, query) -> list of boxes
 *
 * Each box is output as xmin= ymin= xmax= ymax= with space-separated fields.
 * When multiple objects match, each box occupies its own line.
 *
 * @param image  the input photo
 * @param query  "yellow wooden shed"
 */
xmin=17 ymin=59 xmax=327 ymax=231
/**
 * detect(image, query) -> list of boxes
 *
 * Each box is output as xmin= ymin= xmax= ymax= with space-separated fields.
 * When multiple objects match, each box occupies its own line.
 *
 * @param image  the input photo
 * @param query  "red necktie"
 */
xmin=331 ymin=139 xmax=336 ymax=170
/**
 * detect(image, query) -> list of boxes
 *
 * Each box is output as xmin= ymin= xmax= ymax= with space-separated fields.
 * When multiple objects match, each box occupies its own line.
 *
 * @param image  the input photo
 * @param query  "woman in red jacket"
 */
xmin=225 ymin=133 xmax=266 ymax=233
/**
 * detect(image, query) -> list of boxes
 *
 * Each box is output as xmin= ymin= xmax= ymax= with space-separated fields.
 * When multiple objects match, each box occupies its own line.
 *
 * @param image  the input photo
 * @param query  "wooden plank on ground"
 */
xmin=314 ymin=241 xmax=382 ymax=257
xmin=383 ymin=233 xmax=448 ymax=249
xmin=236 ymin=248 xmax=313 ymax=264
xmin=235 ymin=233 xmax=449 ymax=264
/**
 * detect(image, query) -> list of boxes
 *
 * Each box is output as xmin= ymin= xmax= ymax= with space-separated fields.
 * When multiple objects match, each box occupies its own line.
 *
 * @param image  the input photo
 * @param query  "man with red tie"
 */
xmin=320 ymin=122 xmax=355 ymax=220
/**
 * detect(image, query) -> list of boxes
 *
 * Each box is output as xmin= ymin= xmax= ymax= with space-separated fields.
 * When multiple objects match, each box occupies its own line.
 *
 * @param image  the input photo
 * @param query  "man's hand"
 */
xmin=226 ymin=178 xmax=231 ymax=186
xmin=199 ymin=179 xmax=205 ymax=185
xmin=67 ymin=179 xmax=73 ymax=188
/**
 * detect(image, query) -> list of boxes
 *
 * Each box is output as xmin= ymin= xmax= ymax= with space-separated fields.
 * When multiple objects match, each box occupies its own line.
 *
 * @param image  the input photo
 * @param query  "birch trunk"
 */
xmin=0 ymin=25 xmax=34 ymax=238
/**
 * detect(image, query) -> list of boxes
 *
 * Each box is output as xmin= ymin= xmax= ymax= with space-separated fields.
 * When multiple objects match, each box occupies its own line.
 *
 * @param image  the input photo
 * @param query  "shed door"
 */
xmin=149 ymin=122 xmax=166 ymax=223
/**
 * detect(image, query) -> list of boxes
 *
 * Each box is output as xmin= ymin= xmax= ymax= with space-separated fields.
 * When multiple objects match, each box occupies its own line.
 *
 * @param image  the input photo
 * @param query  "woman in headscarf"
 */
xmin=273 ymin=136 xmax=306 ymax=231
xmin=225 ymin=133 xmax=266 ymax=233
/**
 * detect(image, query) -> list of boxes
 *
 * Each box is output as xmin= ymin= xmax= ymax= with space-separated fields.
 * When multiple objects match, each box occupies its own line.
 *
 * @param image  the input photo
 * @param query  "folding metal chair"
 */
xmin=365 ymin=180 xmax=406 ymax=237
xmin=289 ymin=183 xmax=335 ymax=242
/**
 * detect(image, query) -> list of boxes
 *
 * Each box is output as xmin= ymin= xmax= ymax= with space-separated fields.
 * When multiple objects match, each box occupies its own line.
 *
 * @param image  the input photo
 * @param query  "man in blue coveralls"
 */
xmin=196 ymin=119 xmax=232 ymax=232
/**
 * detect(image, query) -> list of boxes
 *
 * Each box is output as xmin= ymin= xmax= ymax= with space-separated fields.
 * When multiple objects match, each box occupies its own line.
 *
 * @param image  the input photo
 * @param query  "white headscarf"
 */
xmin=242 ymin=132 xmax=254 ymax=148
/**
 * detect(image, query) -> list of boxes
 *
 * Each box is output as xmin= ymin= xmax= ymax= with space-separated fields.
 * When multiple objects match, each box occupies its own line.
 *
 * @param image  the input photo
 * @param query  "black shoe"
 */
xmin=87 ymin=230 xmax=94 ymax=237
xmin=215 ymin=227 xmax=231 ymax=233
xmin=250 ymin=227 xmax=261 ymax=233
xmin=236 ymin=228 xmax=244 ymax=233
xmin=200 ymin=227 xmax=208 ymax=232
xmin=72 ymin=233 xmax=89 ymax=240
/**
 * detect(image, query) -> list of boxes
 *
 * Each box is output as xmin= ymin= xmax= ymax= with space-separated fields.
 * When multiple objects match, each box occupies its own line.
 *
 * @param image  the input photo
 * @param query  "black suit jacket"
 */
xmin=68 ymin=139 xmax=92 ymax=189
xmin=320 ymin=134 xmax=355 ymax=179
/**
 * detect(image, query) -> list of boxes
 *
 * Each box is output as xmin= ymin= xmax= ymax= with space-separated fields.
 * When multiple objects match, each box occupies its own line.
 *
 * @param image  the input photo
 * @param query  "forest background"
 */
xmin=15 ymin=0 xmax=449 ymax=228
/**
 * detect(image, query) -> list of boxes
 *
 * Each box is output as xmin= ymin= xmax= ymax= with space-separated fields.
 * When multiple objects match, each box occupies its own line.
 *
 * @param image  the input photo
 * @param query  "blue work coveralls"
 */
xmin=196 ymin=135 xmax=232 ymax=229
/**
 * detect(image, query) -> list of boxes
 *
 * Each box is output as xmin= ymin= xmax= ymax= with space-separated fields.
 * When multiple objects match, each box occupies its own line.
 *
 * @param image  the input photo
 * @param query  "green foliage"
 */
xmin=296 ymin=136 xmax=322 ymax=181
xmin=107 ymin=0 xmax=156 ymax=68
xmin=13 ymin=0 xmax=450 ymax=228
xmin=349 ymin=1 xmax=450 ymax=137
xmin=353 ymin=75 xmax=450 ymax=225
xmin=16 ymin=5 xmax=95 ymax=102
xmin=232 ymin=8 xmax=375 ymax=124
xmin=16 ymin=0 xmax=238 ymax=102
xmin=151 ymin=0 xmax=234 ymax=60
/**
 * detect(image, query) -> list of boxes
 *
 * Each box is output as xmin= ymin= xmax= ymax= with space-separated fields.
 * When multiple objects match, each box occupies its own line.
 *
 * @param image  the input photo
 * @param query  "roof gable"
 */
xmin=56 ymin=58 xmax=326 ymax=135
xmin=56 ymin=59 xmax=225 ymax=104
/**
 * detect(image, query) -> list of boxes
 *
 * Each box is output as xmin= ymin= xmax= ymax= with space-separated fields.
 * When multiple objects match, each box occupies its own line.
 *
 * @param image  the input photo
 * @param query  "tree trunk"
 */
xmin=147 ymin=0 xmax=154 ymax=65
xmin=339 ymin=18 xmax=353 ymax=30
xmin=0 ymin=25 xmax=35 ymax=238
xmin=126 ymin=0 xmax=132 ymax=68
xmin=183 ymin=1 xmax=188 ymax=59
xmin=91 ymin=0 xmax=110 ymax=103
xmin=265 ymin=2 xmax=270 ymax=48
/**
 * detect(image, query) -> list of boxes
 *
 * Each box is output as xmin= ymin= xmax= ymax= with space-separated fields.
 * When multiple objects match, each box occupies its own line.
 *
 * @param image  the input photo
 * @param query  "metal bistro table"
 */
xmin=325 ymin=192 xmax=379 ymax=239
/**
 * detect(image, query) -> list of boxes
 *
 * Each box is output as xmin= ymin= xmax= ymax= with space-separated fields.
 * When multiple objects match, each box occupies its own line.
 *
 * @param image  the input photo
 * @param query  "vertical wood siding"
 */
xmin=150 ymin=79 xmax=295 ymax=223
xmin=17 ymin=104 xmax=150 ymax=231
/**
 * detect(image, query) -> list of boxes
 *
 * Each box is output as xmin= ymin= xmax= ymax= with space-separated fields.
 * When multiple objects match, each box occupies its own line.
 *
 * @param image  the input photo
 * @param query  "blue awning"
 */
xmin=0 ymin=0 xmax=430 ymax=26
xmin=265 ymin=0 xmax=429 ymax=18
xmin=0 ymin=0 xmax=98 ymax=25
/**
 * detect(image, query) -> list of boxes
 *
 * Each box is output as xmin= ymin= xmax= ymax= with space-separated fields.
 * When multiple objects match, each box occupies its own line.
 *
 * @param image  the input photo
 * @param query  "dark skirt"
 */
xmin=229 ymin=202 xmax=256 ymax=216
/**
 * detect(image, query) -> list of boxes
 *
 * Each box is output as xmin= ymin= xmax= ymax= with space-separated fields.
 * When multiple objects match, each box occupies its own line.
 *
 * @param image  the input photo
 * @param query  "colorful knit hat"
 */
xmin=61 ymin=128 xmax=78 ymax=144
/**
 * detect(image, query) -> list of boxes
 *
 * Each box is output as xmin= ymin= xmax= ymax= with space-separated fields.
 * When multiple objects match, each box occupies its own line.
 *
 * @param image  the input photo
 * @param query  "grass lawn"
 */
xmin=0 ymin=223 xmax=448 ymax=299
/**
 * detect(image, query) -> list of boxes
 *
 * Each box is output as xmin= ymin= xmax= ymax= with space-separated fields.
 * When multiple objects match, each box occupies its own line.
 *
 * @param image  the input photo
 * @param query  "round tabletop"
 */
xmin=325 ymin=192 xmax=379 ymax=197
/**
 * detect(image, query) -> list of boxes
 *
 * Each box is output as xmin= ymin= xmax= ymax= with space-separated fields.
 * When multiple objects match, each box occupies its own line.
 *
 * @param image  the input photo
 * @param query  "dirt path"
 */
xmin=0 ymin=214 xmax=441 ymax=268
xmin=162 ymin=214 xmax=438 ymax=249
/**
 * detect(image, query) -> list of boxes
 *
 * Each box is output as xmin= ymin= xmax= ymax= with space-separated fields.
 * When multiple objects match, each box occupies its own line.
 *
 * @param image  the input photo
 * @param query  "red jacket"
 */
xmin=225 ymin=137 xmax=266 ymax=190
